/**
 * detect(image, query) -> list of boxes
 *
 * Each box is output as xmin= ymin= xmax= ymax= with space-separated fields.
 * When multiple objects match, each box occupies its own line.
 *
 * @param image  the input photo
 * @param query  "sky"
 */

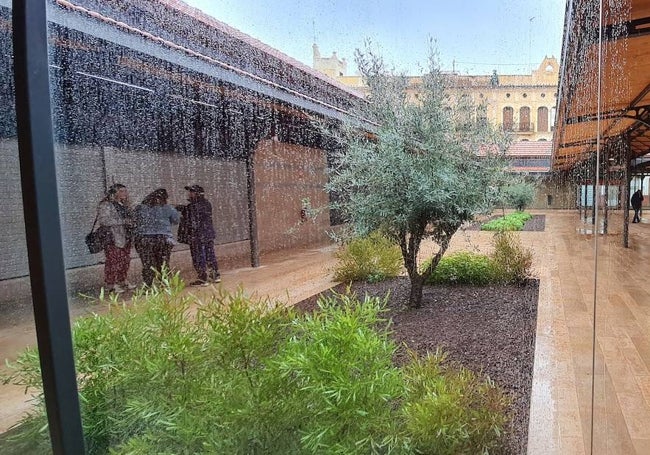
xmin=184 ymin=0 xmax=566 ymax=76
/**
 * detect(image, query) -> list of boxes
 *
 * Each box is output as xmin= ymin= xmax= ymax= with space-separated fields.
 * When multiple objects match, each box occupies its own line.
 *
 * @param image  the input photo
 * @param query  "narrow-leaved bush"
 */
xmin=423 ymin=251 xmax=499 ymax=285
xmin=333 ymin=231 xmax=402 ymax=283
xmin=1 ymin=273 xmax=510 ymax=454
xmin=491 ymin=231 xmax=534 ymax=284
xmin=401 ymin=350 xmax=510 ymax=455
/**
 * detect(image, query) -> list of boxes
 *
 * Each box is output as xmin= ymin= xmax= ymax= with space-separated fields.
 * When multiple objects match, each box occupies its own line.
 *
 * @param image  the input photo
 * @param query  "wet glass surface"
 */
xmin=8 ymin=1 xmax=642 ymax=454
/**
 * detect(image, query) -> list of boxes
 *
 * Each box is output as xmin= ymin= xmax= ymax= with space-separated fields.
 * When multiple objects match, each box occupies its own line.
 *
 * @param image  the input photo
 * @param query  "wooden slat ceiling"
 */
xmin=553 ymin=0 xmax=650 ymax=171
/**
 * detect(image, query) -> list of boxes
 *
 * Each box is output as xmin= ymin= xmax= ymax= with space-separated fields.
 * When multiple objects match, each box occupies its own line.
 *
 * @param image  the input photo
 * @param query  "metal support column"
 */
xmin=246 ymin=152 xmax=260 ymax=268
xmin=592 ymin=157 xmax=597 ymax=225
xmin=623 ymin=145 xmax=631 ymax=248
xmin=12 ymin=1 xmax=85 ymax=452
xmin=603 ymin=148 xmax=610 ymax=234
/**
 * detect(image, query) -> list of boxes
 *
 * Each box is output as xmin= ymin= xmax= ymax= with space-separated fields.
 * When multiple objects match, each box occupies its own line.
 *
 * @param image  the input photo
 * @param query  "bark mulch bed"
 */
xmin=293 ymin=215 xmax=543 ymax=452
xmin=294 ymin=278 xmax=539 ymax=455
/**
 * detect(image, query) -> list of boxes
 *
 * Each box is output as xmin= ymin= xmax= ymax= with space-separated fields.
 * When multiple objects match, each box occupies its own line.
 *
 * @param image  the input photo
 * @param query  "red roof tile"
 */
xmin=506 ymin=141 xmax=552 ymax=156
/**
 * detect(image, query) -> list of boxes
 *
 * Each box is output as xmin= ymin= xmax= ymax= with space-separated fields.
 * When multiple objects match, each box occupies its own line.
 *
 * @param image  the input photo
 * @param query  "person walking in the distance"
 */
xmin=631 ymin=189 xmax=644 ymax=223
xmin=97 ymin=183 xmax=135 ymax=294
xmin=133 ymin=188 xmax=180 ymax=286
xmin=178 ymin=185 xmax=221 ymax=286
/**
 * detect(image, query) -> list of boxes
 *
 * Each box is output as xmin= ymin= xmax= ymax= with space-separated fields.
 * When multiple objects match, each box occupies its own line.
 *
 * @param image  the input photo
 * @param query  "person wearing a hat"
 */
xmin=133 ymin=188 xmax=180 ymax=286
xmin=179 ymin=184 xmax=221 ymax=286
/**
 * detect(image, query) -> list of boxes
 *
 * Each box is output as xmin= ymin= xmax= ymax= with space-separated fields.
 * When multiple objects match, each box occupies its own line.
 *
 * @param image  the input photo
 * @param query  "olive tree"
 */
xmin=504 ymin=181 xmax=537 ymax=211
xmin=326 ymin=46 xmax=514 ymax=308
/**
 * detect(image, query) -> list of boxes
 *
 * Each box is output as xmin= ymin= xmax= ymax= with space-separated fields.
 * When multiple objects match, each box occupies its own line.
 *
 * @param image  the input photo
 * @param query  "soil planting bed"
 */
xmin=294 ymin=278 xmax=539 ymax=455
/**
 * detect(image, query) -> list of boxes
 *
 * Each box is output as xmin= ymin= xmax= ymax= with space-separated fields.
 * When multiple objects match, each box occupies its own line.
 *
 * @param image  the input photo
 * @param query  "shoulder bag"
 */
xmin=85 ymin=208 xmax=114 ymax=254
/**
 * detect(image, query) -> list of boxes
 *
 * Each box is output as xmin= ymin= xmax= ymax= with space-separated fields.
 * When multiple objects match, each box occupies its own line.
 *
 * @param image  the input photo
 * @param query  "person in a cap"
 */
xmin=179 ymin=184 xmax=221 ymax=286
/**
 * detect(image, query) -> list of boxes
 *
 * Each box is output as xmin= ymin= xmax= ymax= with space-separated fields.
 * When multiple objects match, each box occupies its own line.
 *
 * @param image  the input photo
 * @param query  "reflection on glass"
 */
xmin=14 ymin=1 xmax=648 ymax=454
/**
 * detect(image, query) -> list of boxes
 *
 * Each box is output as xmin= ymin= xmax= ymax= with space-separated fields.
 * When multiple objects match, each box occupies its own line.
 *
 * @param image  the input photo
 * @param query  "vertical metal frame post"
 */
xmin=246 ymin=152 xmax=260 ymax=267
xmin=12 ymin=1 xmax=85 ymax=453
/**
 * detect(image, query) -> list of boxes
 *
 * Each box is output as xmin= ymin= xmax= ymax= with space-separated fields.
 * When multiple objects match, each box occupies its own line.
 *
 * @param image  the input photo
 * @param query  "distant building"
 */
xmin=446 ymin=56 xmax=559 ymax=143
xmin=313 ymin=47 xmax=559 ymax=144
xmin=313 ymin=49 xmax=568 ymax=207
xmin=312 ymin=44 xmax=348 ymax=78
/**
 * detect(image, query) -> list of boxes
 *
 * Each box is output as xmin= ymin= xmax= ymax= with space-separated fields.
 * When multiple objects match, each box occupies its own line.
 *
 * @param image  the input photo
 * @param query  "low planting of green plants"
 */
xmin=401 ymin=350 xmax=510 ymax=455
xmin=481 ymin=211 xmax=532 ymax=231
xmin=1 ymin=273 xmax=510 ymax=454
xmin=423 ymin=251 xmax=499 ymax=285
xmin=333 ymin=231 xmax=402 ymax=283
xmin=422 ymin=232 xmax=533 ymax=286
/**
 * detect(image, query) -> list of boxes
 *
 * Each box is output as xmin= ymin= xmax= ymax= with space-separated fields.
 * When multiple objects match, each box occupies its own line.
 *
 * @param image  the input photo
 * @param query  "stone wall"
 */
xmin=0 ymin=139 xmax=249 ymax=292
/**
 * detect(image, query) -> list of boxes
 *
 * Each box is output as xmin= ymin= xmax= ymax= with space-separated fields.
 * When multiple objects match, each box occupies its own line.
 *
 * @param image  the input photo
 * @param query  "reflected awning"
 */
xmin=553 ymin=0 xmax=650 ymax=171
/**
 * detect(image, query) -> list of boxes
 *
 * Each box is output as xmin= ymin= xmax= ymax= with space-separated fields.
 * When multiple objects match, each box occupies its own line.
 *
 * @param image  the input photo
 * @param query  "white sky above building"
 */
xmin=184 ymin=0 xmax=565 ymax=76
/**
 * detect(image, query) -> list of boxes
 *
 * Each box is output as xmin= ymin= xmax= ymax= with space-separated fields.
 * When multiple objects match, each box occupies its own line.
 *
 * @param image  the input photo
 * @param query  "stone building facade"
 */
xmin=314 ymin=48 xmax=573 ymax=208
xmin=314 ymin=48 xmax=559 ymax=142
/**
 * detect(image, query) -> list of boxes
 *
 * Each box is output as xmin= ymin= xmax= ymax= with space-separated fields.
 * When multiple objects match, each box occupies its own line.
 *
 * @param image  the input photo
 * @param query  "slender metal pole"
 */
xmin=623 ymin=145 xmax=631 ymax=248
xmin=591 ymin=157 xmax=597 ymax=225
xmin=12 ymin=1 xmax=85 ymax=453
xmin=603 ymin=148 xmax=610 ymax=234
xmin=246 ymin=152 xmax=260 ymax=267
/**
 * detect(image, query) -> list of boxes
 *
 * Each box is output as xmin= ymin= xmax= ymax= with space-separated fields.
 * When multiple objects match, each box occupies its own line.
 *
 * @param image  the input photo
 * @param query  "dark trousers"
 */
xmin=190 ymin=240 xmax=219 ymax=281
xmin=135 ymin=235 xmax=173 ymax=286
xmin=633 ymin=207 xmax=642 ymax=223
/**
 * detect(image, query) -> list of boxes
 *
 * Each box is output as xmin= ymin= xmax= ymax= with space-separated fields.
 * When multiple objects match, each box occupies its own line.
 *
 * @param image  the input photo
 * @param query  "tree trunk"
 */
xmin=408 ymin=275 xmax=425 ymax=308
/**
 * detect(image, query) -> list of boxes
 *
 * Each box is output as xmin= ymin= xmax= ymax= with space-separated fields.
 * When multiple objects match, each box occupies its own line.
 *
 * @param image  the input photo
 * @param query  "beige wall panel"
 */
xmin=254 ymin=139 xmax=331 ymax=254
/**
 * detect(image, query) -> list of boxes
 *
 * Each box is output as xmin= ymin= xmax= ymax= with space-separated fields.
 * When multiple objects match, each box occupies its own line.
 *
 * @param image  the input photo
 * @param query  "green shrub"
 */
xmin=401 ymin=351 xmax=510 ymax=455
xmin=2 ymin=276 xmax=510 ymax=455
xmin=271 ymin=292 xmax=406 ymax=453
xmin=491 ymin=231 xmax=533 ymax=284
xmin=423 ymin=251 xmax=499 ymax=285
xmin=422 ymin=233 xmax=534 ymax=286
xmin=333 ymin=231 xmax=402 ymax=283
xmin=481 ymin=211 xmax=532 ymax=231
xmin=504 ymin=182 xmax=536 ymax=211
xmin=2 ymin=271 xmax=299 ymax=455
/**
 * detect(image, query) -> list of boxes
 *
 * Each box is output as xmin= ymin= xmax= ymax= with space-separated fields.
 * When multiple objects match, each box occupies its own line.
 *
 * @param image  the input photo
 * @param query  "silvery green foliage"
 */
xmin=504 ymin=181 xmax=537 ymax=211
xmin=326 ymin=44 xmax=514 ymax=307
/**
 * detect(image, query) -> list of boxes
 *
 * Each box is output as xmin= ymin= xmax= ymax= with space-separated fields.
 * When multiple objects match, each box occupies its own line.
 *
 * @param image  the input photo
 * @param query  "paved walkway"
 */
xmin=526 ymin=211 xmax=650 ymax=454
xmin=3 ymin=211 xmax=650 ymax=454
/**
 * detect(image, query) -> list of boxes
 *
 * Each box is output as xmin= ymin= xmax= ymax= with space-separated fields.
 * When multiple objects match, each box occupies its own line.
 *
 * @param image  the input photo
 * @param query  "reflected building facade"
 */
xmin=0 ymin=0 xmax=365 ymax=298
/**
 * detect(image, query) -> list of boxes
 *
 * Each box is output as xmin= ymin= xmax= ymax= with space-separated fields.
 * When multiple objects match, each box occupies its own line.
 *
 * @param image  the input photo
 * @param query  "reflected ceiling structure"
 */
xmin=553 ymin=0 xmax=650 ymax=172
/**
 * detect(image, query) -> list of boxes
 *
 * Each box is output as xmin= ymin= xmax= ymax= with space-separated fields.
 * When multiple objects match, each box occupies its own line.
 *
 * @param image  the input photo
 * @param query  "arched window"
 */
xmin=519 ymin=106 xmax=530 ymax=131
xmin=538 ymin=106 xmax=549 ymax=132
xmin=503 ymin=107 xmax=513 ymax=131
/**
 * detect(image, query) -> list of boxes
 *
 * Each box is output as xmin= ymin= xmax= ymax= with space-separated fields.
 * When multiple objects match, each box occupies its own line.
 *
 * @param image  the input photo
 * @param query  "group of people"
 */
xmin=96 ymin=183 xmax=221 ymax=293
